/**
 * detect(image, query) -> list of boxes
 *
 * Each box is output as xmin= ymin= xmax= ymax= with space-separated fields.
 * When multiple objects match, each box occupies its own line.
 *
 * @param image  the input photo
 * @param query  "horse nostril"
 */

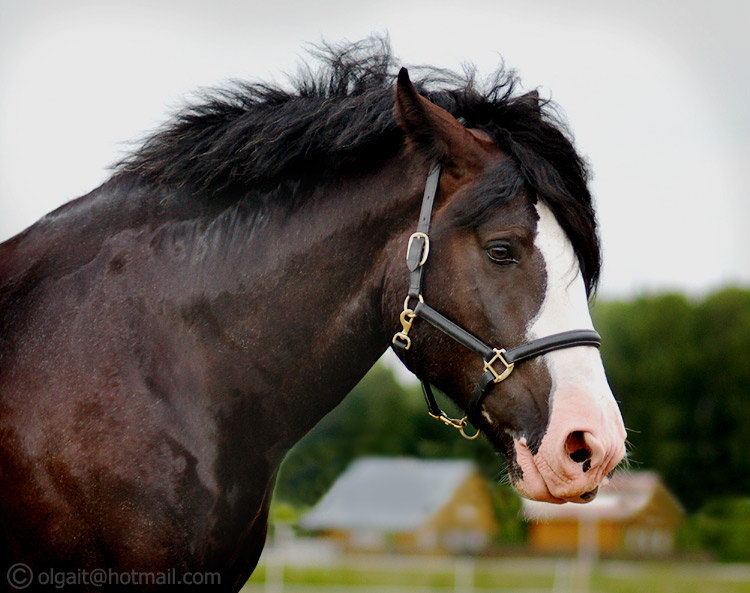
xmin=570 ymin=448 xmax=590 ymax=463
xmin=565 ymin=430 xmax=592 ymax=463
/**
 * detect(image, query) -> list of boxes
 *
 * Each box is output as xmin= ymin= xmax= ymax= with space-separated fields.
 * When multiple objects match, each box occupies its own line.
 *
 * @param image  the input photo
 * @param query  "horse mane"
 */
xmin=115 ymin=37 xmax=600 ymax=291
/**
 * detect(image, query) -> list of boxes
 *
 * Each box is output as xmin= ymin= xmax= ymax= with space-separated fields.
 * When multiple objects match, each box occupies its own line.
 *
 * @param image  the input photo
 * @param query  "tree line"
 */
xmin=593 ymin=287 xmax=749 ymax=511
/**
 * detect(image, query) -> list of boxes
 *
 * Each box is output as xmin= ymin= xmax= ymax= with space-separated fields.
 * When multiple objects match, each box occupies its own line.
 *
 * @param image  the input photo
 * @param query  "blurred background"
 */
xmin=1 ymin=1 xmax=748 ymax=591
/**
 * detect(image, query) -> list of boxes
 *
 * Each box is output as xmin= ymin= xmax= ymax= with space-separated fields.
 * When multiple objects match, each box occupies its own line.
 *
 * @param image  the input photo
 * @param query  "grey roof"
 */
xmin=300 ymin=457 xmax=477 ymax=532
xmin=522 ymin=471 xmax=684 ymax=521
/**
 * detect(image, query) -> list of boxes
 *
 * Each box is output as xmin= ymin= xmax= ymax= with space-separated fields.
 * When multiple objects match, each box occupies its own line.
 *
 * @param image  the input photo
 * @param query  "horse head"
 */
xmin=387 ymin=69 xmax=627 ymax=504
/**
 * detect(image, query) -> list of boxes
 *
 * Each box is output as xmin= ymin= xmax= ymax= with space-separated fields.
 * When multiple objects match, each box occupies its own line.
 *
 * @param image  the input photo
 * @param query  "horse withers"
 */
xmin=0 ymin=41 xmax=626 ymax=591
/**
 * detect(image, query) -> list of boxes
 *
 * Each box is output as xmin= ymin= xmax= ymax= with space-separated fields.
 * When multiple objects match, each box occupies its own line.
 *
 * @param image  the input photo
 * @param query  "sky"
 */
xmin=0 ymin=0 xmax=747 ymax=298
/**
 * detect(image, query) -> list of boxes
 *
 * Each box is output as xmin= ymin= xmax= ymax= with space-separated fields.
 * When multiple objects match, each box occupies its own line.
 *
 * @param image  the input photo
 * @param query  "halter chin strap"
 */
xmin=392 ymin=163 xmax=601 ymax=439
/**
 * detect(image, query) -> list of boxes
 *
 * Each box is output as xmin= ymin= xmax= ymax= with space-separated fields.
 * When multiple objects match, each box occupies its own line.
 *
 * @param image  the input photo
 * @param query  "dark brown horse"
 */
xmin=0 ymin=42 xmax=625 ymax=591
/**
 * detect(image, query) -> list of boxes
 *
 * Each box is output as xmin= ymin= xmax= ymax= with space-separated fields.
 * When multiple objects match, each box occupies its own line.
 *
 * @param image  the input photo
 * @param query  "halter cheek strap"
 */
xmin=392 ymin=164 xmax=601 ymax=439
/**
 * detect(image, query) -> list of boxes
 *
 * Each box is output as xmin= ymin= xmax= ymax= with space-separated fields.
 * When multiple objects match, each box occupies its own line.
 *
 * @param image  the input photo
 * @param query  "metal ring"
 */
xmin=403 ymin=293 xmax=424 ymax=313
xmin=459 ymin=424 xmax=481 ymax=441
xmin=392 ymin=332 xmax=411 ymax=350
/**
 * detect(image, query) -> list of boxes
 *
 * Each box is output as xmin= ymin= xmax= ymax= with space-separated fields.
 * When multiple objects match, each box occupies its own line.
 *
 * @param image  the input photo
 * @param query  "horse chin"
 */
xmin=510 ymin=437 xmax=601 ymax=505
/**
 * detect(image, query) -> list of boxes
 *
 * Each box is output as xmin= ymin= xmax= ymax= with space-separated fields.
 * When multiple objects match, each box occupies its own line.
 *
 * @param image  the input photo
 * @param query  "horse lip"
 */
xmin=511 ymin=437 xmax=606 ymax=504
xmin=579 ymin=486 xmax=599 ymax=502
xmin=511 ymin=438 xmax=567 ymax=504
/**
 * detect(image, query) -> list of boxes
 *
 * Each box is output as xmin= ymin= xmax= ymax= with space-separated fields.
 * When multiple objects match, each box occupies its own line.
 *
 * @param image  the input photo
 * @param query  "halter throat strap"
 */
xmin=392 ymin=163 xmax=601 ymax=438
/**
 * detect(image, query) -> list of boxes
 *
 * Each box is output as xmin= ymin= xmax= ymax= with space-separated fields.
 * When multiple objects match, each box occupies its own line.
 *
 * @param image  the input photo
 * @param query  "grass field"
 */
xmin=242 ymin=555 xmax=750 ymax=593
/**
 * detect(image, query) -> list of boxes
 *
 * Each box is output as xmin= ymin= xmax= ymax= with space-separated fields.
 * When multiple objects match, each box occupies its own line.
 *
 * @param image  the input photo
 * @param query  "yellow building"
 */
xmin=522 ymin=471 xmax=684 ymax=557
xmin=300 ymin=457 xmax=498 ymax=554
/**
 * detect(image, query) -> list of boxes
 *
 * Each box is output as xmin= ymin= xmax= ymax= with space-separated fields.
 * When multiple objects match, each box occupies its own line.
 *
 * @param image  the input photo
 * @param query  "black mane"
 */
xmin=116 ymin=37 xmax=600 ymax=290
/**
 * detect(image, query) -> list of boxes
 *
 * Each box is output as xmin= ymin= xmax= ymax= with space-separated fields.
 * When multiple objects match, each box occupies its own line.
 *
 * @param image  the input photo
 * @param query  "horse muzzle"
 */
xmin=511 ymin=382 xmax=627 ymax=504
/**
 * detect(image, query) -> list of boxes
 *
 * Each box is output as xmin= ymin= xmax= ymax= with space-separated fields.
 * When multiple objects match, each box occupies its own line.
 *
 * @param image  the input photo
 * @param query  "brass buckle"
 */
xmin=428 ymin=411 xmax=481 ymax=441
xmin=484 ymin=348 xmax=515 ymax=383
xmin=406 ymin=232 xmax=430 ymax=267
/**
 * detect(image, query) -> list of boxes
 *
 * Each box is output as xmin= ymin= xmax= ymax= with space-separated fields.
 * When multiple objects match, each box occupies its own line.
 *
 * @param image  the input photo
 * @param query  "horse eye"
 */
xmin=486 ymin=244 xmax=516 ymax=265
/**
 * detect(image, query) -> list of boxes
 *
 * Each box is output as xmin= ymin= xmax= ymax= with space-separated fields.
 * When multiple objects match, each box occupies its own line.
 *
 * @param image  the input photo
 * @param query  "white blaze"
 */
xmin=512 ymin=202 xmax=626 ymax=502
xmin=528 ymin=202 xmax=604 ymax=393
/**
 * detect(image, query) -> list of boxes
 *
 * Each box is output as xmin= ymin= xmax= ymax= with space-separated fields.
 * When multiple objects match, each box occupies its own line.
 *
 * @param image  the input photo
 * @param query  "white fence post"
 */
xmin=264 ymin=557 xmax=284 ymax=593
xmin=454 ymin=556 xmax=475 ymax=593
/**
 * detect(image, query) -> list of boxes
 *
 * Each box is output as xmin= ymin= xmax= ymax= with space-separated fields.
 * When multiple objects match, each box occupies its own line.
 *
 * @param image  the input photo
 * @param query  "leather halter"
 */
xmin=392 ymin=164 xmax=601 ymax=439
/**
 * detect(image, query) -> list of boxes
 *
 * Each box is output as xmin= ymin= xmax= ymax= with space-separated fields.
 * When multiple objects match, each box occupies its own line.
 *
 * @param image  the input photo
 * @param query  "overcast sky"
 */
xmin=1 ymin=0 xmax=747 ymax=297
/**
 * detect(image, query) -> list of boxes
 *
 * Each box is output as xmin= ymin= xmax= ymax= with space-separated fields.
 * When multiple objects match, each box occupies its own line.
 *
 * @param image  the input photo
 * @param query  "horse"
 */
xmin=0 ymin=41 xmax=626 ymax=591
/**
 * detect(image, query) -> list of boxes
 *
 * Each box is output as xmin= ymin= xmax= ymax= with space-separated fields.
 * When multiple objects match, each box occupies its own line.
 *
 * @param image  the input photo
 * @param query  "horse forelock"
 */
xmin=114 ymin=36 xmax=599 ymax=291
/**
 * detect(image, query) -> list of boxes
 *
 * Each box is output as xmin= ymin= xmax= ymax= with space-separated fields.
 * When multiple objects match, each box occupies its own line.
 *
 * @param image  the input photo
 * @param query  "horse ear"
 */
xmin=517 ymin=89 xmax=542 ymax=119
xmin=395 ymin=67 xmax=490 ymax=165
xmin=395 ymin=68 xmax=498 ymax=169
xmin=394 ymin=68 xmax=448 ymax=162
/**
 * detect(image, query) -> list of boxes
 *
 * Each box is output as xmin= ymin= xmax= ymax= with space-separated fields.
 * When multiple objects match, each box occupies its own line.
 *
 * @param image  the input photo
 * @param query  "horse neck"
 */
xmin=157 ymin=155 xmax=425 ymax=450
xmin=1 ymin=158 xmax=422 ymax=453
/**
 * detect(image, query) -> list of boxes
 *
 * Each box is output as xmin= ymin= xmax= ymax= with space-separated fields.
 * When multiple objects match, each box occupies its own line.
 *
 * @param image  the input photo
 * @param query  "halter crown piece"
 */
xmin=392 ymin=164 xmax=602 ymax=440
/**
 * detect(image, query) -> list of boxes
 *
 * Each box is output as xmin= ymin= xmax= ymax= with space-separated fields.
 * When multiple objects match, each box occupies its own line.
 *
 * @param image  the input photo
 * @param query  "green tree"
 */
xmin=593 ymin=287 xmax=750 ymax=511
xmin=679 ymin=497 xmax=750 ymax=561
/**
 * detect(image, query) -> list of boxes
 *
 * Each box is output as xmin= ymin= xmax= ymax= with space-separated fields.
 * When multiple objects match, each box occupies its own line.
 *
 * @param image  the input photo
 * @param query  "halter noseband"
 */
xmin=392 ymin=164 xmax=601 ymax=440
